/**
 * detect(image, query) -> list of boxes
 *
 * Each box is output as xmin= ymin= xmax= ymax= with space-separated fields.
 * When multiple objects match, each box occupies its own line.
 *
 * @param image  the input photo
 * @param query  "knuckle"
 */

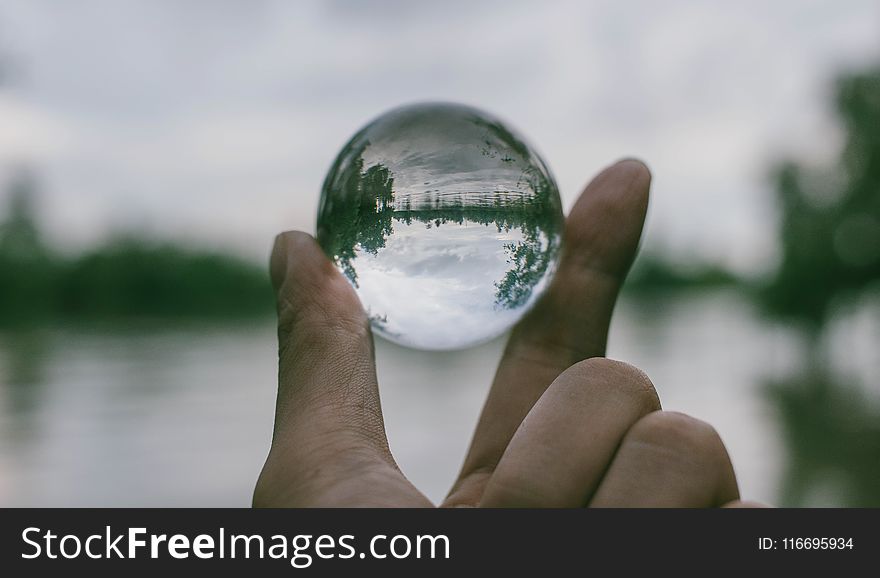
xmin=562 ymin=357 xmax=660 ymax=412
xmin=564 ymin=356 xmax=618 ymax=378
xmin=630 ymin=411 xmax=726 ymax=463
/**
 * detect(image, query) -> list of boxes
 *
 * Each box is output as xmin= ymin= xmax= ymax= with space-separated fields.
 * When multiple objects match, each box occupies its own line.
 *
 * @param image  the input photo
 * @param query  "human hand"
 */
xmin=253 ymin=159 xmax=756 ymax=508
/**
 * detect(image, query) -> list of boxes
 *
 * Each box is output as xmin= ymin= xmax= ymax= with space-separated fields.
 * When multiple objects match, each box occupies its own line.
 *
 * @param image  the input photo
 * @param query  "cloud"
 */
xmin=0 ymin=0 xmax=877 ymax=267
xmin=0 ymin=95 xmax=71 ymax=160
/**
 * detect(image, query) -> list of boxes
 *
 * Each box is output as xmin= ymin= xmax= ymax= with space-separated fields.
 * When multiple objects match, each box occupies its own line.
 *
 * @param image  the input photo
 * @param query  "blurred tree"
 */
xmin=0 ymin=169 xmax=274 ymax=325
xmin=0 ymin=168 xmax=48 ymax=259
xmin=769 ymin=373 xmax=880 ymax=507
xmin=762 ymin=66 xmax=880 ymax=506
xmin=0 ymin=169 xmax=57 ymax=324
xmin=623 ymin=252 xmax=740 ymax=297
xmin=762 ymin=67 xmax=880 ymax=334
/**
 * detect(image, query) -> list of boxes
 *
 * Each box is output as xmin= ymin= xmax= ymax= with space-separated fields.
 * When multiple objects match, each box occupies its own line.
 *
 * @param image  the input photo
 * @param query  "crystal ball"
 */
xmin=317 ymin=102 xmax=564 ymax=350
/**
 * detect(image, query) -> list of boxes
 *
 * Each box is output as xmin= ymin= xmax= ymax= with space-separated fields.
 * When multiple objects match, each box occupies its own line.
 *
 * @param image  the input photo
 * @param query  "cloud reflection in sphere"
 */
xmin=317 ymin=103 xmax=564 ymax=350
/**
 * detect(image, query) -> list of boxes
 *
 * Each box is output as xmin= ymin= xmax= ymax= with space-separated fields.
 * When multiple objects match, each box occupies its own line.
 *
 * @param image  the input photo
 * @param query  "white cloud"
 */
xmin=0 ymin=95 xmax=71 ymax=160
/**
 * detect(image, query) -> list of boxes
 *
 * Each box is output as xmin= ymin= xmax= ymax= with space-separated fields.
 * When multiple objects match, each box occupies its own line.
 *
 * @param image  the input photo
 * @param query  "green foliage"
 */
xmin=0 ymin=172 xmax=59 ymax=324
xmin=57 ymin=240 xmax=274 ymax=320
xmin=767 ymin=373 xmax=880 ymax=507
xmin=761 ymin=67 xmax=880 ymax=331
xmin=762 ymin=65 xmax=880 ymax=507
xmin=0 ymin=173 xmax=274 ymax=326
xmin=623 ymin=252 xmax=741 ymax=297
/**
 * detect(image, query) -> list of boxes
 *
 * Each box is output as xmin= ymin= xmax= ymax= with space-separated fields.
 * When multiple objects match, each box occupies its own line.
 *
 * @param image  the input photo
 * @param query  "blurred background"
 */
xmin=1 ymin=0 xmax=878 ymax=506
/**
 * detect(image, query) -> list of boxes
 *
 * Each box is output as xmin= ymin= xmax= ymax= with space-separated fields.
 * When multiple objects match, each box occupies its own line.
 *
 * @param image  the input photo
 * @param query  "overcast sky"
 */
xmin=0 ymin=0 xmax=878 ymax=272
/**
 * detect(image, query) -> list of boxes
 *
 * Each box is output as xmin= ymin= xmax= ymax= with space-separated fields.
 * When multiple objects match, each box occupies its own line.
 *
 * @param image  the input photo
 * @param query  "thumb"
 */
xmin=263 ymin=231 xmax=391 ymax=480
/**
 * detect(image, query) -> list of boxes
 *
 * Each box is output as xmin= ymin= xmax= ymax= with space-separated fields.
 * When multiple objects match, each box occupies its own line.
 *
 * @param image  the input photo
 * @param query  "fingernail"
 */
xmin=270 ymin=234 xmax=289 ymax=292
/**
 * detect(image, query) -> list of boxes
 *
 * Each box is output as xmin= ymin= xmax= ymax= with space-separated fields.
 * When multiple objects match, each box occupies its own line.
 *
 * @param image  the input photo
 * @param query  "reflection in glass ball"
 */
xmin=317 ymin=103 xmax=564 ymax=350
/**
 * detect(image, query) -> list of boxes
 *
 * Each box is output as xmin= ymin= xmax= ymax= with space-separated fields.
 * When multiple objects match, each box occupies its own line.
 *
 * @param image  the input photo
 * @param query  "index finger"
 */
xmin=444 ymin=159 xmax=652 ymax=506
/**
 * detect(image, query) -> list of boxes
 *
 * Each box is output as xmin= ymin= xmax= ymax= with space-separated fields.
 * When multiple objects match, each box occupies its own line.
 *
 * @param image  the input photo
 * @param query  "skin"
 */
xmin=253 ymin=159 xmax=764 ymax=508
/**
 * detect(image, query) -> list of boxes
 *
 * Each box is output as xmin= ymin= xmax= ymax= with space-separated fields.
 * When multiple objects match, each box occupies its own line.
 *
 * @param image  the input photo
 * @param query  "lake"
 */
xmin=1 ymin=292 xmax=877 ymax=506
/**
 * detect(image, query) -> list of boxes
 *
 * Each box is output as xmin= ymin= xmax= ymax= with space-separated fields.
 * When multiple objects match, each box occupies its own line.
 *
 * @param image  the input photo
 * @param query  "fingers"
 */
xmin=476 ymin=363 xmax=738 ymax=508
xmin=589 ymin=412 xmax=739 ymax=507
xmin=479 ymin=358 xmax=661 ymax=507
xmin=255 ymin=231 xmax=398 ymax=505
xmin=445 ymin=159 xmax=651 ymax=506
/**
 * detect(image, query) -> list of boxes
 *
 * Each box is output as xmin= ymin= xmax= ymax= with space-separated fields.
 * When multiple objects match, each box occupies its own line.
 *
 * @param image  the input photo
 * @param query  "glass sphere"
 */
xmin=317 ymin=102 xmax=564 ymax=350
